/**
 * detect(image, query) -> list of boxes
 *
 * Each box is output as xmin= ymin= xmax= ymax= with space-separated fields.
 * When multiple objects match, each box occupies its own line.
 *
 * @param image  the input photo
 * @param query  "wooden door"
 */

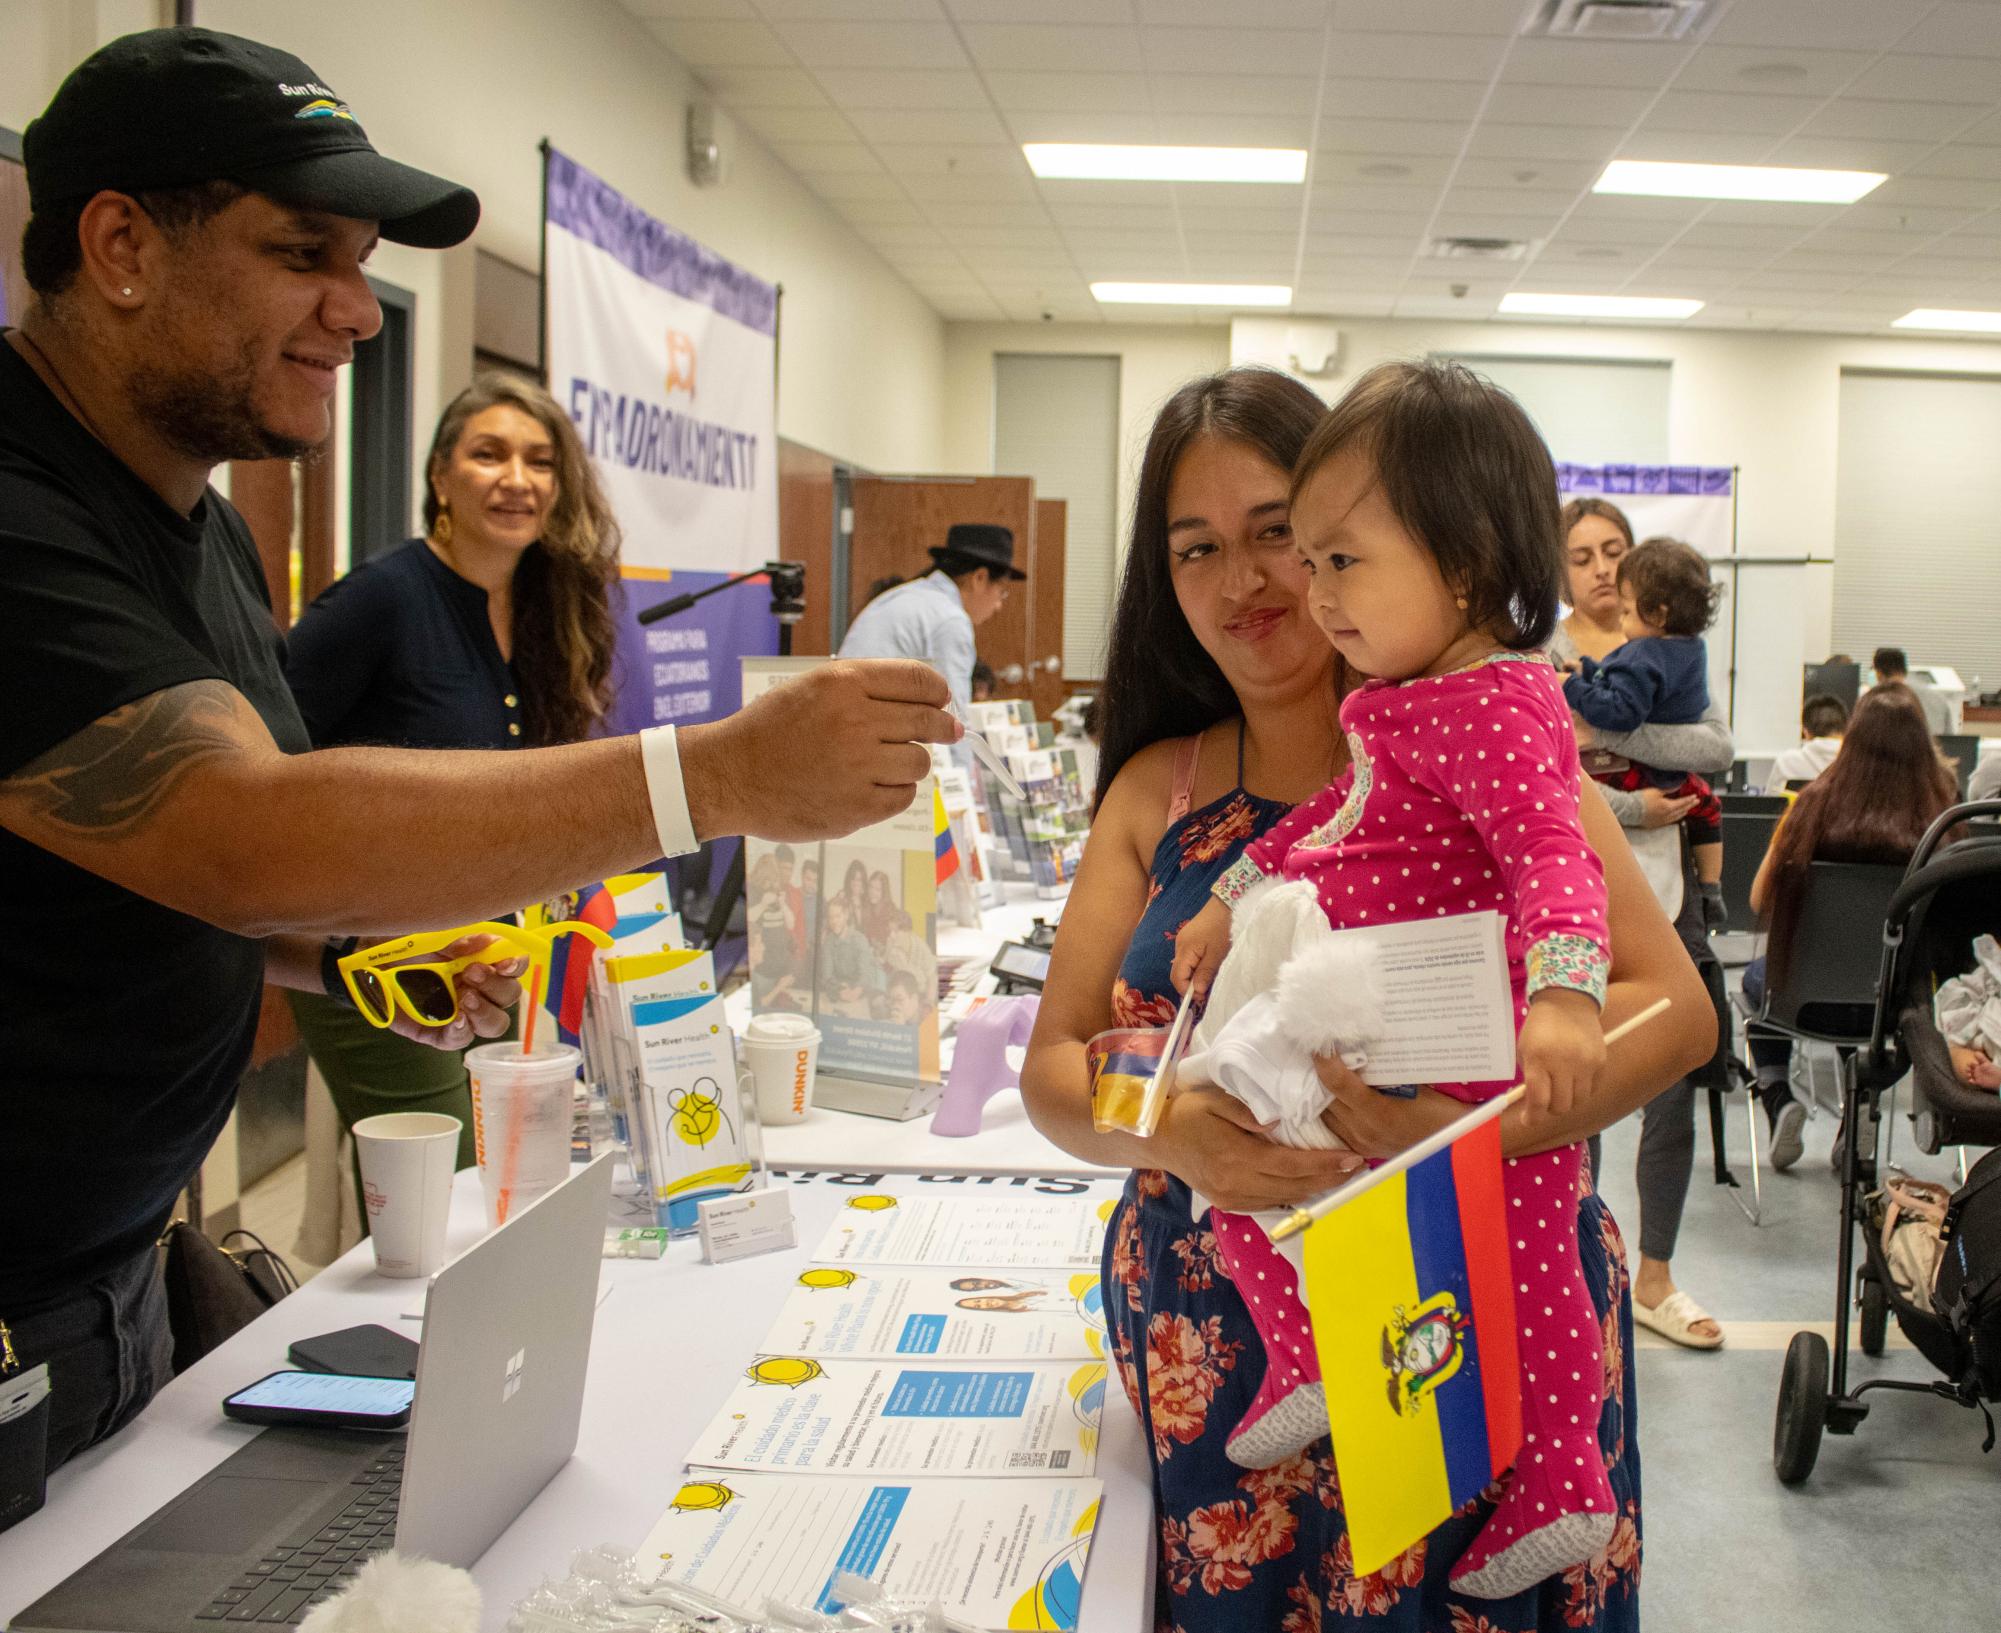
xmin=777 ymin=438 xmax=838 ymax=656
xmin=848 ymin=475 xmax=1037 ymax=700
xmin=1030 ymin=499 xmax=1067 ymax=719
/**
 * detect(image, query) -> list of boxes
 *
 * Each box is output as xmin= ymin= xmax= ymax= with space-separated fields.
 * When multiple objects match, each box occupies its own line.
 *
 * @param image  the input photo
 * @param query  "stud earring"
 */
xmin=433 ymin=505 xmax=454 ymax=548
xmin=1455 ymin=595 xmax=1468 ymax=610
xmin=120 ymin=287 xmax=133 ymax=297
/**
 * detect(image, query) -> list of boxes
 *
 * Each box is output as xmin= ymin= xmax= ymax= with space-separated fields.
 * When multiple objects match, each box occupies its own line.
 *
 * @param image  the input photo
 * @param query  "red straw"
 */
xmin=521 ymin=961 xmax=545 ymax=1056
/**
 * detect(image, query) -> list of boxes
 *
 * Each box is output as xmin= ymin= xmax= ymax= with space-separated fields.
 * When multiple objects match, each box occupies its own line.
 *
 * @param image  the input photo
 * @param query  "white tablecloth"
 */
xmin=0 ymin=1170 xmax=1151 ymax=1633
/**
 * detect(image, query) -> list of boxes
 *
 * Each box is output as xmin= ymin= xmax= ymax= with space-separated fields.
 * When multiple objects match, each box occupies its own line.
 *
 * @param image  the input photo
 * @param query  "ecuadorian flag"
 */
xmin=1301 ymin=1102 xmax=1521 ymax=1576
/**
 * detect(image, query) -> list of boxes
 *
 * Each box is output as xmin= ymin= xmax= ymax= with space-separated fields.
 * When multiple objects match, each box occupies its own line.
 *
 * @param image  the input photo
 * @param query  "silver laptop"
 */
xmin=16 ymin=1153 xmax=614 ymax=1632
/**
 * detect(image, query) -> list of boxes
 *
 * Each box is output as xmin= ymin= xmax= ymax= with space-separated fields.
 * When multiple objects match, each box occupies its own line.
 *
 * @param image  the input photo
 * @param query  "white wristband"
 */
xmin=638 ymin=725 xmax=700 ymax=858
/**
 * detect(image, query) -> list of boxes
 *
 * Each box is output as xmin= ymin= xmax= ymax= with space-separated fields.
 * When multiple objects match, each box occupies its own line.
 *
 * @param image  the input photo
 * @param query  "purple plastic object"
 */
xmin=931 ymin=995 xmax=1041 ymax=1137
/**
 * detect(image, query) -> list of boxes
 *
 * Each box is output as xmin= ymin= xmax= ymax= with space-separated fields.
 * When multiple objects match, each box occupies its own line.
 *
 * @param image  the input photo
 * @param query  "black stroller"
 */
xmin=1774 ymin=800 xmax=2001 ymax=1482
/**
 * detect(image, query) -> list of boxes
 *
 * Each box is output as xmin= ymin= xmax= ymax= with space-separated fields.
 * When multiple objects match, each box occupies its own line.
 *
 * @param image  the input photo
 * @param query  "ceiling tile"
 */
xmin=1324 ymin=29 xmax=1509 ymax=82
xmin=1181 ymin=228 xmax=1299 ymax=256
xmin=924 ymin=201 xmax=1054 ymax=226
xmin=1464 ymin=123 xmax=1627 ymax=162
xmin=1304 ymin=233 xmax=1422 ymax=258
xmin=1669 ymin=45 xmax=1874 ymax=98
xmin=835 ymin=197 xmax=929 ymax=226
xmin=1709 ymin=0 xmax=1920 ymax=54
xmin=766 ymin=20 xmax=969 ymax=68
xmin=1482 ymin=83 xmax=1658 ymax=128
xmin=647 ymin=17 xmax=793 ymax=64
xmin=1452 ymin=156 xmax=1601 ymax=191
xmin=1318 ymin=77 xmax=1490 ymax=122
xmin=1767 ymin=136 xmax=1940 ymax=173
xmin=1171 ymin=115 xmax=1316 ymax=148
xmin=1314 ymin=152 xmax=1456 ymax=187
xmin=1149 ymin=0 xmax=1338 ymax=23
xmin=1149 ymin=73 xmax=1321 ymax=114
xmin=1839 ymin=201 xmax=1989 ymax=233
xmin=735 ymin=106 xmax=857 ymax=144
xmin=756 ymin=0 xmax=945 ymax=17
xmin=1142 ymin=28 xmax=1325 ymax=76
xmin=1307 ymin=208 xmax=1434 ymax=236
xmin=1173 ymin=203 xmax=1301 ymax=232
xmin=980 ymin=71 xmax=1154 ymax=112
xmin=694 ymin=66 xmax=831 ymax=105
xmin=1005 ymin=110 xmax=1163 ymax=144
xmin=1310 ymin=180 xmax=1447 ymax=212
xmin=1893 ymin=4 xmax=2001 ymax=60
xmin=847 ymin=107 xmax=1012 ymax=144
xmin=775 ymin=142 xmax=888 ymax=175
xmin=900 ymin=171 xmax=1041 ymax=202
xmin=1909 ymin=144 xmax=2001 ymax=181
xmin=1045 ymin=202 xmax=1181 ymax=229
xmin=1698 ymin=199 xmax=1844 ymax=227
xmin=1803 ymin=100 xmax=1988 ymax=143
xmin=863 ymin=224 xmax=952 ymax=249
xmin=939 ymin=224 xmax=1066 ymax=249
xmin=808 ymin=171 xmax=910 ymax=201
xmin=1676 ymin=220 xmax=1823 ymax=251
xmin=1319 ymin=118 xmax=1475 ymax=157
xmin=957 ymin=24 xmax=1144 ymax=73
xmin=874 ymin=143 xmax=1028 ymax=176
xmin=1644 ymin=90 xmax=1822 ymax=136
xmin=1637 ymin=243 xmax=1780 ymax=269
xmin=1872 ymin=175 xmax=2001 ymax=210
xmin=1436 ymin=186 xmax=1579 ymax=217
xmin=812 ymin=68 xmax=986 ymax=108
xmin=1847 ymin=53 xmax=2001 ymax=104
xmin=945 ymin=0 xmax=1135 ymax=19
xmin=1034 ymin=178 xmax=1189 ymax=208
xmin=1498 ymin=41 xmax=1683 ymax=89
xmin=625 ymin=0 xmax=756 ymax=16
xmin=1615 ymin=129 xmax=1794 ymax=164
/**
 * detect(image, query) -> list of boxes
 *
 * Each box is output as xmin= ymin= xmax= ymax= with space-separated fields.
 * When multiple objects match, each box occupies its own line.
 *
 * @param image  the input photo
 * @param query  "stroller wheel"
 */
xmin=1859 ymin=1274 xmax=1889 ymax=1358
xmin=1775 ymin=1331 xmax=1830 ymax=1484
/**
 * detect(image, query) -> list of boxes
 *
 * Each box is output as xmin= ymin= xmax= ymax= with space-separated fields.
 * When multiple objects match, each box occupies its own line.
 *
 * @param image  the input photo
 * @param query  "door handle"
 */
xmin=1040 ymin=655 xmax=1061 ymax=673
xmin=1000 ymin=663 xmax=1026 ymax=684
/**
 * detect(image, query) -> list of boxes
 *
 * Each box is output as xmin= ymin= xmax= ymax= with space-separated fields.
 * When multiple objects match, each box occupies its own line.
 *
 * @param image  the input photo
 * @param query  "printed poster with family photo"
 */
xmin=742 ymin=659 xmax=941 ymax=1086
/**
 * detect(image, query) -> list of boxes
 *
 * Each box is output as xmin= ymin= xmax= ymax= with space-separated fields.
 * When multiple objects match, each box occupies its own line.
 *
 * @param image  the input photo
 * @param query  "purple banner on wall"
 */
xmin=1556 ymin=462 xmax=1733 ymax=497
xmin=604 ymin=570 xmax=779 ymax=738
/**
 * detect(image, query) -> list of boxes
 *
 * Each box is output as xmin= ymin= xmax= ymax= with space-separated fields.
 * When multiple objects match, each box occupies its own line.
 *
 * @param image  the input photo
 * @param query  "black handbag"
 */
xmin=158 ymin=1225 xmax=297 ymax=1374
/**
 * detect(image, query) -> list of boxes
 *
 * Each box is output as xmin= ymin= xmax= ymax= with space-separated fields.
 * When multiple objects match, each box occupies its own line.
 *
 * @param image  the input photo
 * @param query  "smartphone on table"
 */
xmin=222 ymin=1370 xmax=414 ymax=1431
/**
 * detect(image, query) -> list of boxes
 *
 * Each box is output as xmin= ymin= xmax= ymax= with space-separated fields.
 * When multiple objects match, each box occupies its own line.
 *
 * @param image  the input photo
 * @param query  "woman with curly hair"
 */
xmin=283 ymin=373 xmax=621 ymax=1172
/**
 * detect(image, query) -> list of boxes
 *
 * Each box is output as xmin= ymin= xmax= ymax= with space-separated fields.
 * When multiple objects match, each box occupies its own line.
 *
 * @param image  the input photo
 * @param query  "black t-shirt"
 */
xmin=285 ymin=539 xmax=524 ymax=751
xmin=0 ymin=338 xmax=310 ymax=1313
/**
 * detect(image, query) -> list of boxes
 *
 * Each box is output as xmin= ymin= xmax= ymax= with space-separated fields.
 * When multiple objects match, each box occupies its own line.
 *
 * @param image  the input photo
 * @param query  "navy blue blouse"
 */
xmin=284 ymin=539 xmax=524 ymax=751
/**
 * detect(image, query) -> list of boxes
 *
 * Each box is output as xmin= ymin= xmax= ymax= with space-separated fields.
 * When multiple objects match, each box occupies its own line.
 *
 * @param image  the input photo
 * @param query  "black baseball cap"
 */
xmin=23 ymin=28 xmax=479 ymax=249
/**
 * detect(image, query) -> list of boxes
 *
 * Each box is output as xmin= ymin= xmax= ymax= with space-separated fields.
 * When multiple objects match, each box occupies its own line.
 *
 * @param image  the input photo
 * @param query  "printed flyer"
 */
xmin=811 ymin=1193 xmax=1114 ymax=1271
xmin=683 ymin=1358 xmax=1105 ymax=1477
xmin=639 ymin=1473 xmax=1103 ymax=1631
xmin=763 ymin=1267 xmax=1106 ymax=1361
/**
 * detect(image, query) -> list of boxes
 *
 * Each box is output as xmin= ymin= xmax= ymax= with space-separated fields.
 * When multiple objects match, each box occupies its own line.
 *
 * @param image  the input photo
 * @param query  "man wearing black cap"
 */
xmin=0 ymin=27 xmax=955 ymax=1470
xmin=838 ymin=523 xmax=1027 ymax=714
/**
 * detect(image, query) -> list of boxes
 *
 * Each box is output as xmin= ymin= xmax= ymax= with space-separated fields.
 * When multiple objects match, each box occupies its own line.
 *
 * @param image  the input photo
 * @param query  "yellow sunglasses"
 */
xmin=338 ymin=919 xmax=614 ymax=1031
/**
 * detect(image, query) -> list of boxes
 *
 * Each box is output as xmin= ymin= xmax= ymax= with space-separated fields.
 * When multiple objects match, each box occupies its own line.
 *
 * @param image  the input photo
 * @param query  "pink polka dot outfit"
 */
xmin=1210 ymin=653 xmax=1615 ymax=1597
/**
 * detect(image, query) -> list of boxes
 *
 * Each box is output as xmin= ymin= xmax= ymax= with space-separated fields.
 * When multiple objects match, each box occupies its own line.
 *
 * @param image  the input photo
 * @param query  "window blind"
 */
xmin=1436 ymin=354 xmax=1671 ymax=465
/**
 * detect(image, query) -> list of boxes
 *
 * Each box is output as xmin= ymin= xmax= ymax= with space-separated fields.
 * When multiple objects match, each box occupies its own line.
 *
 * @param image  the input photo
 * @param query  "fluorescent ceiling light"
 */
xmin=1500 ymin=292 xmax=1704 ymax=320
xmin=1595 ymin=158 xmax=1885 ymax=204
xmin=1025 ymin=143 xmax=1307 ymax=184
xmin=1893 ymin=308 xmax=2001 ymax=333
xmin=1091 ymin=281 xmax=1292 ymax=307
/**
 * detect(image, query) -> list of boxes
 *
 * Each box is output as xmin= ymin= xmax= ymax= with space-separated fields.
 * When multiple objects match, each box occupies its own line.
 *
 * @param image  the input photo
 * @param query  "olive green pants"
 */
xmin=288 ymin=990 xmax=517 ymax=1225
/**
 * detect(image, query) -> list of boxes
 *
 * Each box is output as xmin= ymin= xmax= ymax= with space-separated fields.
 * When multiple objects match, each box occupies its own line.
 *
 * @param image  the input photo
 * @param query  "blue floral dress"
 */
xmin=1100 ymin=735 xmax=1642 ymax=1633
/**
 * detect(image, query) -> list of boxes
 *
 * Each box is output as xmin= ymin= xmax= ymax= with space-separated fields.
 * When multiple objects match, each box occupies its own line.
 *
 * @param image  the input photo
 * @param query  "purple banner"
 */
xmin=1556 ymin=462 xmax=1733 ymax=497
xmin=545 ymin=148 xmax=778 ymax=337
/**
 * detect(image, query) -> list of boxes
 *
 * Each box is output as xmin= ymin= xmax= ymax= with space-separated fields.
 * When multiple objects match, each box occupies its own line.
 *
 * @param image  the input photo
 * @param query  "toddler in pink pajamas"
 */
xmin=1173 ymin=360 xmax=1616 ymax=1599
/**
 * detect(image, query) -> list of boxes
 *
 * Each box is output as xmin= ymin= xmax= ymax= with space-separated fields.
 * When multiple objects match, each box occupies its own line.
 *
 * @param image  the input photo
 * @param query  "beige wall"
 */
xmin=4 ymin=0 xmax=947 ymax=478
xmin=942 ymin=322 xmax=1230 ymax=547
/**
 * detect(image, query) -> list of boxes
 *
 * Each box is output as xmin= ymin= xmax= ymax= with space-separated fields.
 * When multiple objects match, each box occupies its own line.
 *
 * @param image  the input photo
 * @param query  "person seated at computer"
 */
xmin=1764 ymin=693 xmax=1847 ymax=793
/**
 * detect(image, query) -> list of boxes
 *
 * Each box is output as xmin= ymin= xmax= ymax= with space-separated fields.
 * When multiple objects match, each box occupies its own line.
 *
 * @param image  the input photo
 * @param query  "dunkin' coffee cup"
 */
xmin=466 ymin=1042 xmax=580 ymax=1228
xmin=352 ymin=1112 xmax=461 ymax=1277
xmin=742 ymin=1013 xmax=821 ymax=1126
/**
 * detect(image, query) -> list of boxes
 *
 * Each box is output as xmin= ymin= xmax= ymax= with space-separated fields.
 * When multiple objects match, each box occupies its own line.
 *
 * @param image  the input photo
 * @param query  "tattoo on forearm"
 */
xmin=0 ymin=680 xmax=244 ymax=837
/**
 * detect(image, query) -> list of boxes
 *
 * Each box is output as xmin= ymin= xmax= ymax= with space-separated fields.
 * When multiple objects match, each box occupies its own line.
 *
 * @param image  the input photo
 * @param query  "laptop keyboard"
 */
xmin=195 ymin=1443 xmax=404 ymax=1624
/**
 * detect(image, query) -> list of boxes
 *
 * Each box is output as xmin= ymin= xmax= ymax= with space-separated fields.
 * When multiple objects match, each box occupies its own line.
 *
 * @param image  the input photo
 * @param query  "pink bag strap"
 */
xmin=1165 ymin=731 xmax=1204 ymax=828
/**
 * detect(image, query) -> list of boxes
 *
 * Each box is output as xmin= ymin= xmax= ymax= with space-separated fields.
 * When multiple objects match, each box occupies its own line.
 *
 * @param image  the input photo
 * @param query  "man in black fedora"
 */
xmin=839 ymin=523 xmax=1027 ymax=713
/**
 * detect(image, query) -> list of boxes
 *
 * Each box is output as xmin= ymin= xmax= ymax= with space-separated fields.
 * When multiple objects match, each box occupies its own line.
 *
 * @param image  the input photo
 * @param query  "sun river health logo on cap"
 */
xmin=279 ymin=80 xmax=354 ymax=120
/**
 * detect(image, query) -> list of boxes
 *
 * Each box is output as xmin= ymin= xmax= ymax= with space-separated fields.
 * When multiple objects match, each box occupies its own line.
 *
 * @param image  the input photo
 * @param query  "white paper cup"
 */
xmin=467 ymin=1042 xmax=580 ymax=1228
xmin=741 ymin=1013 xmax=821 ymax=1126
xmin=352 ymin=1112 xmax=461 ymax=1278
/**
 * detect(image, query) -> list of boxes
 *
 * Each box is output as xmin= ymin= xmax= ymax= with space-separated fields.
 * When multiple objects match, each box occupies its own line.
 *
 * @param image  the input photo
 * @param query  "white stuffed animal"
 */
xmin=297 ymin=1555 xmax=481 ymax=1633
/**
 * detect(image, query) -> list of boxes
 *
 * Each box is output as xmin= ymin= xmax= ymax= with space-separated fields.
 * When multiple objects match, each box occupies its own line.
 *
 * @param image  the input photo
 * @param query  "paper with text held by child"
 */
xmin=1345 ymin=910 xmax=1517 ymax=1087
xmin=684 ymin=1359 xmax=1105 ymax=1477
xmin=640 ymin=1473 xmax=1103 ymax=1631
xmin=811 ymin=1193 xmax=1112 ymax=1270
xmin=765 ymin=1267 xmax=1106 ymax=1361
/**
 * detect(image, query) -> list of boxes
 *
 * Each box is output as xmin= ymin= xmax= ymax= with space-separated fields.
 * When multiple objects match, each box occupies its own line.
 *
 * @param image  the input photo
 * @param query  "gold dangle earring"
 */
xmin=433 ymin=502 xmax=454 ymax=548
